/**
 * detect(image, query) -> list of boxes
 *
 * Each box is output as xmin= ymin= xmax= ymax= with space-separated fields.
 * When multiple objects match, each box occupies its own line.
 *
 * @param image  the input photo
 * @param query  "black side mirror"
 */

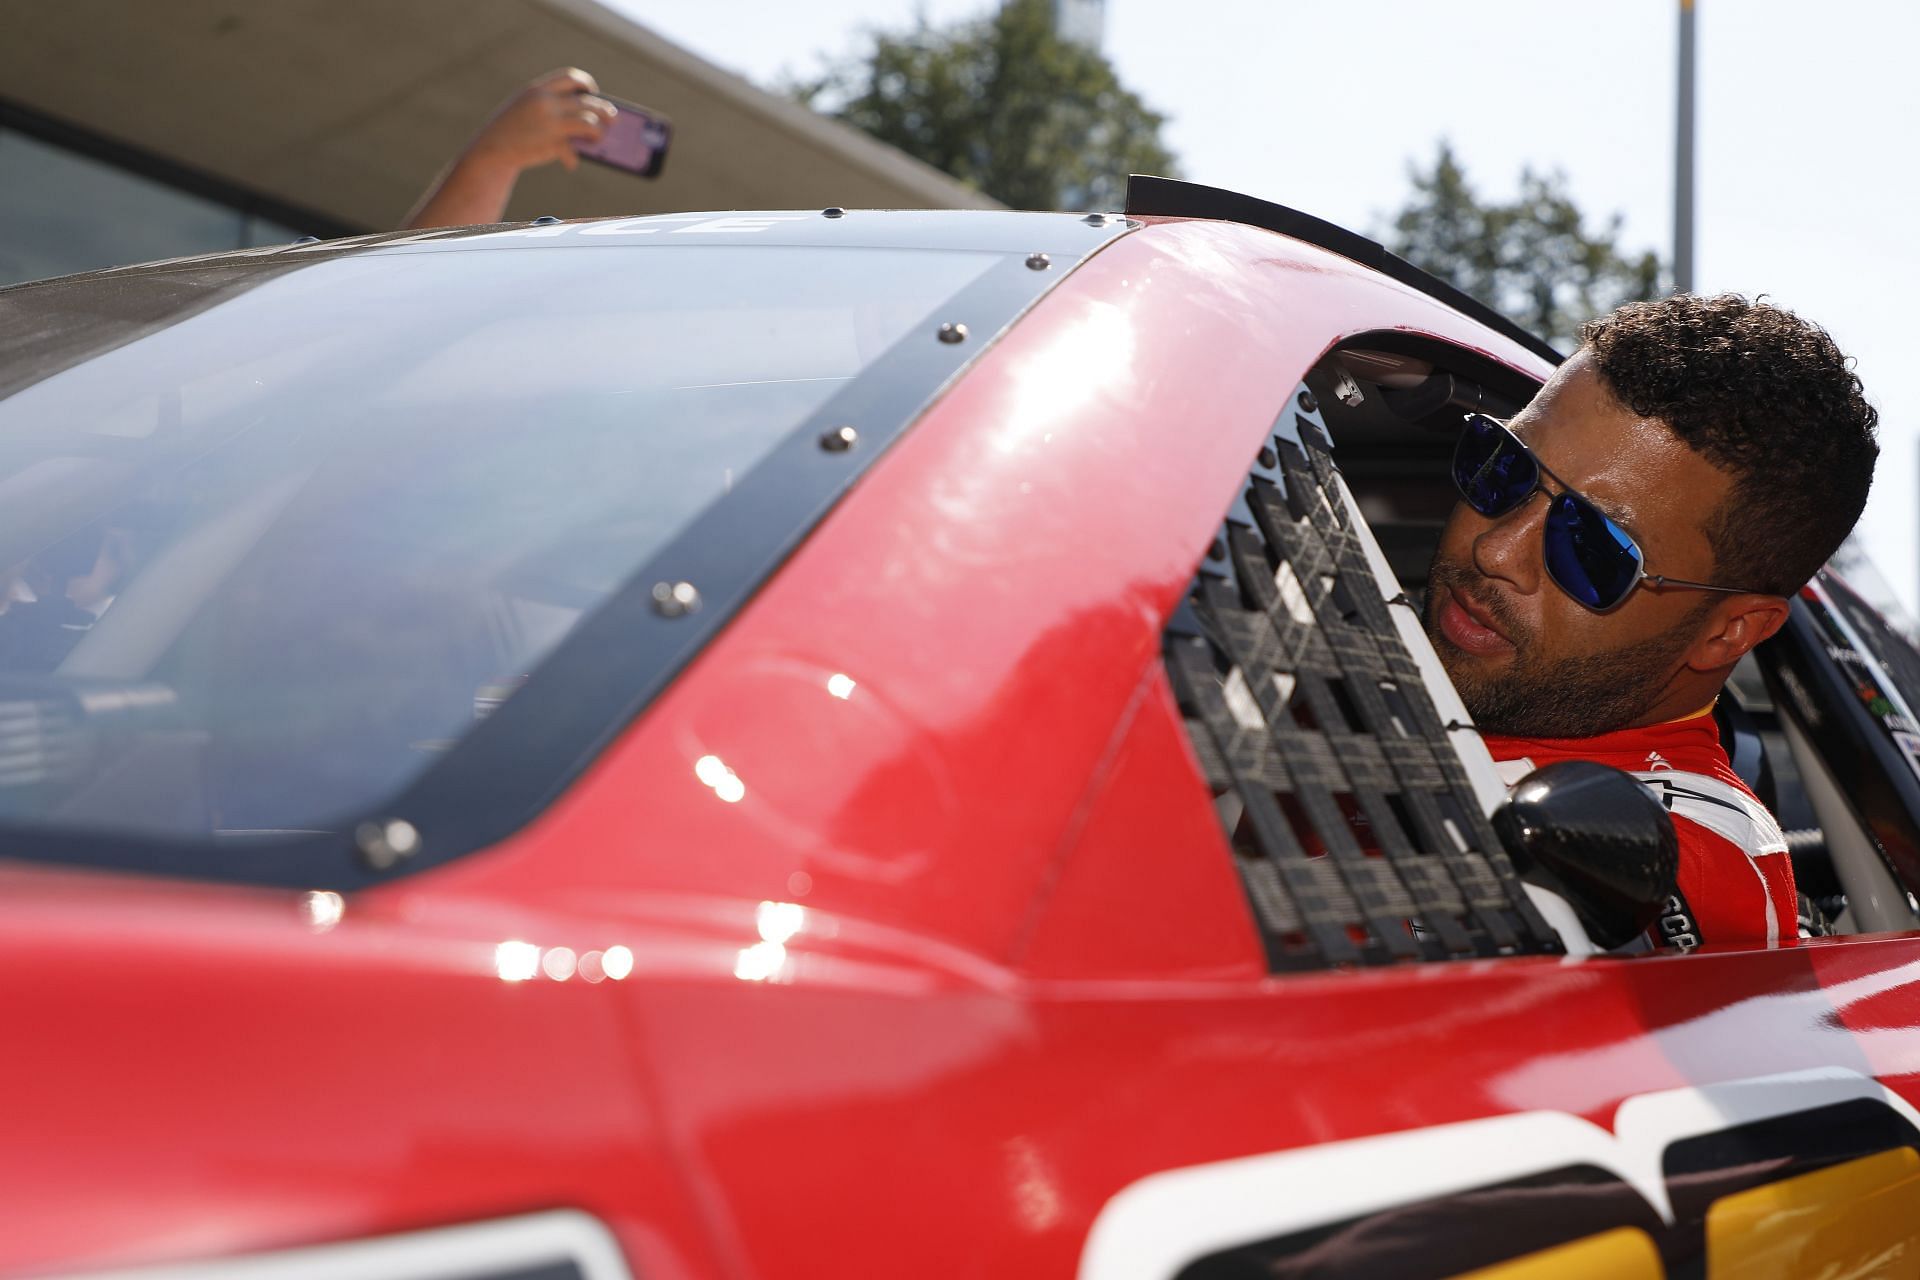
xmin=1492 ymin=761 xmax=1680 ymax=951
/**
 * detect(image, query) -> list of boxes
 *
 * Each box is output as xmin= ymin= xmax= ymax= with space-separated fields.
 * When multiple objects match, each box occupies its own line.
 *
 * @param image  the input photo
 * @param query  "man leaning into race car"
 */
xmin=1422 ymin=294 xmax=1878 ymax=947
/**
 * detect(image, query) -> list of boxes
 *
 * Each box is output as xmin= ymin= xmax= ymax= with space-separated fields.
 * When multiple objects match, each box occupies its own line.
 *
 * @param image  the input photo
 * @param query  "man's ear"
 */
xmin=1686 ymin=594 xmax=1791 ymax=672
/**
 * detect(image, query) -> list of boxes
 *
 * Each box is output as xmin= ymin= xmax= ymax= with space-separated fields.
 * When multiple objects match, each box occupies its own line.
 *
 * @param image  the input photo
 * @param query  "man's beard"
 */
xmin=1422 ymin=557 xmax=1705 ymax=739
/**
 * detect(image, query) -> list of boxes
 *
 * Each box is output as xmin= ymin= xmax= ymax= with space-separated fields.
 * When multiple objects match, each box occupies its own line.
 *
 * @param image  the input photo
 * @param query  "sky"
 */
xmin=612 ymin=0 xmax=1920 ymax=614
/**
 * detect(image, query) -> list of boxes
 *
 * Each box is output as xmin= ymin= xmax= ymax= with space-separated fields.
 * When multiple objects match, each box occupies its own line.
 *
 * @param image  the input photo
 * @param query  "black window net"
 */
xmin=1165 ymin=400 xmax=1563 ymax=970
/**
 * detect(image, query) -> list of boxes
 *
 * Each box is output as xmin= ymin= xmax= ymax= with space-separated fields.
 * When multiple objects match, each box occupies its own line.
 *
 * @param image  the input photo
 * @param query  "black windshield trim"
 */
xmin=0 ymin=229 xmax=1129 ymax=889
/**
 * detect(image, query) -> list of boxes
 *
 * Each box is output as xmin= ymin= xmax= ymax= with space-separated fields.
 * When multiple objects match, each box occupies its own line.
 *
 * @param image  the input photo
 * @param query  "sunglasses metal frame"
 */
xmin=1453 ymin=413 xmax=1768 ymax=613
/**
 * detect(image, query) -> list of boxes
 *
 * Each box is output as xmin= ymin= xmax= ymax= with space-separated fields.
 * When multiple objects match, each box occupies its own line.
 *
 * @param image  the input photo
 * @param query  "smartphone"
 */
xmin=575 ymin=95 xmax=672 ymax=179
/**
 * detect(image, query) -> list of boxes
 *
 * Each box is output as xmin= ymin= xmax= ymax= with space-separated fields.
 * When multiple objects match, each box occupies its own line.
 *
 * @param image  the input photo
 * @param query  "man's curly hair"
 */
xmin=1578 ymin=294 xmax=1878 ymax=597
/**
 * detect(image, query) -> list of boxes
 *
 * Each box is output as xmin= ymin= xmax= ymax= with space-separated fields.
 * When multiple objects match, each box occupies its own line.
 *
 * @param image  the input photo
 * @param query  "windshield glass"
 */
xmin=0 ymin=243 xmax=998 ymax=844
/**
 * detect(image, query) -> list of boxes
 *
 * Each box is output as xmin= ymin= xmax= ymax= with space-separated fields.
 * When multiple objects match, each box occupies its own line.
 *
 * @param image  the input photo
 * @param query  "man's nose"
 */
xmin=1470 ymin=495 xmax=1544 ymax=594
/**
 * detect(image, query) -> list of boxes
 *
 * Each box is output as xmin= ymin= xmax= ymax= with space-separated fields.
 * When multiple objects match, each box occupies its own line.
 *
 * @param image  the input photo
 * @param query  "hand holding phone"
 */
xmin=574 ymin=95 xmax=673 ymax=179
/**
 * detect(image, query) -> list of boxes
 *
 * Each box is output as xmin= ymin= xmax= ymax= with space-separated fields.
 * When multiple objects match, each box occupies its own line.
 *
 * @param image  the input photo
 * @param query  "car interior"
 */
xmin=1307 ymin=334 xmax=1920 ymax=943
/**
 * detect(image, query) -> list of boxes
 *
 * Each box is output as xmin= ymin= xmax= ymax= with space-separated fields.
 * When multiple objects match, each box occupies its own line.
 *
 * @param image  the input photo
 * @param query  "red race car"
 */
xmin=2 ymin=179 xmax=1918 ymax=1280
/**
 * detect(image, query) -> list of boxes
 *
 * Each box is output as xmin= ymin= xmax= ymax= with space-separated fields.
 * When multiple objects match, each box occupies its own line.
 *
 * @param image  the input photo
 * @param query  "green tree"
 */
xmin=794 ymin=0 xmax=1177 ymax=211
xmin=1384 ymin=141 xmax=1665 ymax=349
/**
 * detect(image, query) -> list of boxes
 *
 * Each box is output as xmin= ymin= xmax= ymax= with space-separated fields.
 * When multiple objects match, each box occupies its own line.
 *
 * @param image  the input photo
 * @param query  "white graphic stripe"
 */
xmin=1080 ymin=1068 xmax=1920 ymax=1280
xmin=1633 ymin=769 xmax=1788 ymax=856
xmin=1635 ymin=769 xmax=1787 ymax=943
xmin=1080 ymin=1110 xmax=1638 ymax=1280
xmin=1748 ymin=850 xmax=1781 ymax=944
xmin=56 ymin=1210 xmax=632 ymax=1280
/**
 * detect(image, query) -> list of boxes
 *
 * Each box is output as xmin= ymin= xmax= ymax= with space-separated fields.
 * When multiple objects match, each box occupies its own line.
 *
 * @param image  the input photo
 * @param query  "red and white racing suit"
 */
xmin=1483 ymin=706 xmax=1796 ymax=948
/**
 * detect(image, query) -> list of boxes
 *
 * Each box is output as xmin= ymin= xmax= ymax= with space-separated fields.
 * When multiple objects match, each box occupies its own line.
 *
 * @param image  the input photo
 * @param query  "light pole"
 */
xmin=1675 ymin=0 xmax=1696 ymax=293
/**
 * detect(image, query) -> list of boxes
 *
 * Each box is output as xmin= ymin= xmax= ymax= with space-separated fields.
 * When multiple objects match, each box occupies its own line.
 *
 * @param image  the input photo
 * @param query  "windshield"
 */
xmin=0 ymin=242 xmax=999 ymax=848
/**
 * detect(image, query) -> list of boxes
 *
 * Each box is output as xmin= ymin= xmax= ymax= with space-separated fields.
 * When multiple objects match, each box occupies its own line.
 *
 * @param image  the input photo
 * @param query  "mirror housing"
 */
xmin=1492 ymin=761 xmax=1680 ymax=951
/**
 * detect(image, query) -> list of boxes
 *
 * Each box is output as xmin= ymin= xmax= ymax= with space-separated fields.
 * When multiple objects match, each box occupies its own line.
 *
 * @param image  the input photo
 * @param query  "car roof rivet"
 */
xmin=820 ymin=425 xmax=858 ymax=452
xmin=291 ymin=235 xmax=321 ymax=245
xmin=1025 ymin=252 xmax=1051 ymax=270
xmin=1258 ymin=446 xmax=1278 ymax=470
xmin=356 ymin=818 xmax=420 ymax=870
xmin=822 ymin=207 xmax=846 ymax=218
xmin=1082 ymin=213 xmax=1108 ymax=226
xmin=531 ymin=215 xmax=562 ymax=225
xmin=651 ymin=581 xmax=701 ymax=618
xmin=938 ymin=322 xmax=968 ymax=344
xmin=1297 ymin=389 xmax=1319 ymax=414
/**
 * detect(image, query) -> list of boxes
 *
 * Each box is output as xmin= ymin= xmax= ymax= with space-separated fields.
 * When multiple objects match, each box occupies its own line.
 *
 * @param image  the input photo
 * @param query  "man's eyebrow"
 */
xmin=1588 ymin=493 xmax=1644 ymax=537
xmin=1512 ymin=421 xmax=1646 ymax=535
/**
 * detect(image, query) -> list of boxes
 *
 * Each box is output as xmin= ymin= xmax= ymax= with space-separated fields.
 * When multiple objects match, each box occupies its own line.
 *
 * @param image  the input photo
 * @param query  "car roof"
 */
xmin=0 ymin=209 xmax=1136 ymax=295
xmin=1126 ymin=176 xmax=1565 ymax=366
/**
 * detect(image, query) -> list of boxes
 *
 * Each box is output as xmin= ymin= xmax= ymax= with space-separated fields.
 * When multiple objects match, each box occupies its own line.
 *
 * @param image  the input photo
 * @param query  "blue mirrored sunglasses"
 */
xmin=1450 ymin=413 xmax=1760 ymax=613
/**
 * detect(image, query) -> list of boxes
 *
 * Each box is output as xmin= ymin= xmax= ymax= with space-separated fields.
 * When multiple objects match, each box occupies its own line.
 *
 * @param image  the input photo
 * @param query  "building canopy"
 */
xmin=0 ymin=0 xmax=998 ymax=234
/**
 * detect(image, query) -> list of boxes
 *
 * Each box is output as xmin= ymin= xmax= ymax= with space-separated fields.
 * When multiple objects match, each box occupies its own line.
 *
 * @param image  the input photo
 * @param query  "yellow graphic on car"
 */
xmin=1452 ymin=1227 xmax=1662 ymax=1279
